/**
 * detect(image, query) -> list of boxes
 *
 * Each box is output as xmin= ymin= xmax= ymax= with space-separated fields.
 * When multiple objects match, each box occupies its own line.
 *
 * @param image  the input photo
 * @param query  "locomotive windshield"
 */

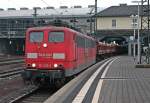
xmin=49 ymin=31 xmax=64 ymax=42
xmin=29 ymin=31 xmax=43 ymax=42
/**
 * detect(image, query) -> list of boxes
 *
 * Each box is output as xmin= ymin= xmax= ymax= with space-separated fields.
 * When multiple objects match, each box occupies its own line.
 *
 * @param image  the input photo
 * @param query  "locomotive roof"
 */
xmin=27 ymin=26 xmax=65 ymax=31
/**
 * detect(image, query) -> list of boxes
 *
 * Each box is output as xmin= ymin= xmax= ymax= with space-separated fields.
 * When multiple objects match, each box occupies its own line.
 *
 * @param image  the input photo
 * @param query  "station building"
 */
xmin=96 ymin=4 xmax=147 ymax=46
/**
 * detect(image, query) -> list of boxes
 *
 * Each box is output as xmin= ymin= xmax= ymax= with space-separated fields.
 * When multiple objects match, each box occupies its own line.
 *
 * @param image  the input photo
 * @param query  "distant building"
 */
xmin=0 ymin=6 xmax=103 ymax=38
xmin=0 ymin=6 xmax=103 ymax=55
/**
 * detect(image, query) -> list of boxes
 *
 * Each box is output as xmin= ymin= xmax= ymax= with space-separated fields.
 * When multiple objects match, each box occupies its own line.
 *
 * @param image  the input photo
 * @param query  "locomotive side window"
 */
xmin=75 ymin=35 xmax=96 ymax=48
xmin=29 ymin=32 xmax=43 ymax=42
xmin=87 ymin=39 xmax=96 ymax=48
xmin=49 ymin=31 xmax=64 ymax=42
xmin=76 ymin=35 xmax=85 ymax=47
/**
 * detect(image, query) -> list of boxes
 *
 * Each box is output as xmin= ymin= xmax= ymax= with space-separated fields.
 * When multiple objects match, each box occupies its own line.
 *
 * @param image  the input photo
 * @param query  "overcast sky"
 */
xmin=1 ymin=0 xmax=135 ymax=10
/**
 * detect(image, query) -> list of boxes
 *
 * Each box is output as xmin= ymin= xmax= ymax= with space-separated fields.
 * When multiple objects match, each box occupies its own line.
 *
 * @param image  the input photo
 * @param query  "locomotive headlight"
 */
xmin=43 ymin=43 xmax=47 ymax=48
xmin=54 ymin=64 xmax=58 ymax=68
xmin=32 ymin=63 xmax=36 ymax=67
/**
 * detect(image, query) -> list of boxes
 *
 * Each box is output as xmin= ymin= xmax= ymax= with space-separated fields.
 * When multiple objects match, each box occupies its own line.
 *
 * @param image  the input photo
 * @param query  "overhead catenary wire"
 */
xmin=38 ymin=0 xmax=60 ymax=14
xmin=40 ymin=0 xmax=50 ymax=7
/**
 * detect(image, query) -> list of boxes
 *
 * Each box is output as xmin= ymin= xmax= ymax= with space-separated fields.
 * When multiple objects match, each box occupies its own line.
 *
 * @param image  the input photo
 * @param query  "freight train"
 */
xmin=96 ymin=41 xmax=123 ymax=60
xmin=22 ymin=25 xmax=122 ymax=85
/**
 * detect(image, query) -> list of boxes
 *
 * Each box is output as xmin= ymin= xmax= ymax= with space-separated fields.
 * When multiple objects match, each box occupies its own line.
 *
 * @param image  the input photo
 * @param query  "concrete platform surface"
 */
xmin=98 ymin=56 xmax=150 ymax=103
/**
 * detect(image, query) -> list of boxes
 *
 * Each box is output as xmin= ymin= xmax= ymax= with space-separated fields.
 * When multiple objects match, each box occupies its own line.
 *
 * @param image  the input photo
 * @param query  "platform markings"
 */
xmin=72 ymin=58 xmax=115 ymax=103
xmin=91 ymin=58 xmax=118 ymax=103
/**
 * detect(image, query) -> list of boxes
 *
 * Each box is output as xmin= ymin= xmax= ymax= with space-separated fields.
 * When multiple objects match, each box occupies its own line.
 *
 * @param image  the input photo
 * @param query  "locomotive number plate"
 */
xmin=38 ymin=53 xmax=52 ymax=58
xmin=43 ymin=64 xmax=49 ymax=67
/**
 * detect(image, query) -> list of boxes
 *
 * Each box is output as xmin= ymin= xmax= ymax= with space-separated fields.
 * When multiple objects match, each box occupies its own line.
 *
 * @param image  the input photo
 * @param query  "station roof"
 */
xmin=0 ymin=7 xmax=103 ymax=18
xmin=97 ymin=4 xmax=143 ymax=17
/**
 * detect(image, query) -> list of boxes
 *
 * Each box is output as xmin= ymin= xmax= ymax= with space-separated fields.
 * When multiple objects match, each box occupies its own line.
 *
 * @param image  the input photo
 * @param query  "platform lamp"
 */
xmin=130 ymin=14 xmax=138 ymax=60
xmin=88 ymin=7 xmax=95 ymax=34
xmin=132 ymin=0 xmax=141 ymax=64
xmin=94 ymin=0 xmax=97 ymax=34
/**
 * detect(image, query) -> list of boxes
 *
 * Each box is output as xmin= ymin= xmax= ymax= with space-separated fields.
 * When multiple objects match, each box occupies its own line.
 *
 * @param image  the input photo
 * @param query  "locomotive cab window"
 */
xmin=29 ymin=31 xmax=43 ymax=42
xmin=49 ymin=31 xmax=64 ymax=42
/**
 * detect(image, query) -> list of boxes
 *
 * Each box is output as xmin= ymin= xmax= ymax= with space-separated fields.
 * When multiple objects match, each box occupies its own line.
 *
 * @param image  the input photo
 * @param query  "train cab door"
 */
xmin=84 ymin=38 xmax=88 ymax=63
xmin=74 ymin=34 xmax=78 ymax=68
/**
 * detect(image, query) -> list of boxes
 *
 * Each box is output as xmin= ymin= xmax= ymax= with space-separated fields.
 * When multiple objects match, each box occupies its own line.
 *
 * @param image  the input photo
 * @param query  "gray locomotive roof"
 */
xmin=0 ymin=7 xmax=103 ymax=18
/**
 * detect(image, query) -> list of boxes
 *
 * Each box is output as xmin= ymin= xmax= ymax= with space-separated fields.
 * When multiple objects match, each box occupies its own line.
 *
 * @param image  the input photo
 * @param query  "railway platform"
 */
xmin=44 ymin=56 xmax=150 ymax=103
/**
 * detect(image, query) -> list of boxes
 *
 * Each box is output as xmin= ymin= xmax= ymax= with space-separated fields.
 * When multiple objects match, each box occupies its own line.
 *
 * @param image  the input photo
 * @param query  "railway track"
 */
xmin=11 ymin=87 xmax=56 ymax=103
xmin=0 ymin=85 xmax=39 ymax=103
xmin=0 ymin=58 xmax=23 ymax=62
xmin=0 ymin=67 xmax=24 ymax=78
xmin=0 ymin=59 xmax=25 ymax=79
xmin=0 ymin=59 xmax=24 ymax=66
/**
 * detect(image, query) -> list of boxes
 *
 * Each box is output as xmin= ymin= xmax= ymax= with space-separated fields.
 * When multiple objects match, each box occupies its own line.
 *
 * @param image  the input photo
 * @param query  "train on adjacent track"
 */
xmin=22 ymin=24 xmax=123 ymax=85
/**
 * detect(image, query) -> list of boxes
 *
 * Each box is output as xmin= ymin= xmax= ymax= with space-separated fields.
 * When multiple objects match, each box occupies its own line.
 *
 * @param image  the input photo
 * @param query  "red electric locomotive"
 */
xmin=22 ymin=26 xmax=96 ymax=84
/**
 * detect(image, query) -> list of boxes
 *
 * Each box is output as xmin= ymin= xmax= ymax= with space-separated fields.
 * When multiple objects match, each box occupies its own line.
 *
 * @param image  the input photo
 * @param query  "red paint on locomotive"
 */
xmin=23 ymin=26 xmax=96 ymax=83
